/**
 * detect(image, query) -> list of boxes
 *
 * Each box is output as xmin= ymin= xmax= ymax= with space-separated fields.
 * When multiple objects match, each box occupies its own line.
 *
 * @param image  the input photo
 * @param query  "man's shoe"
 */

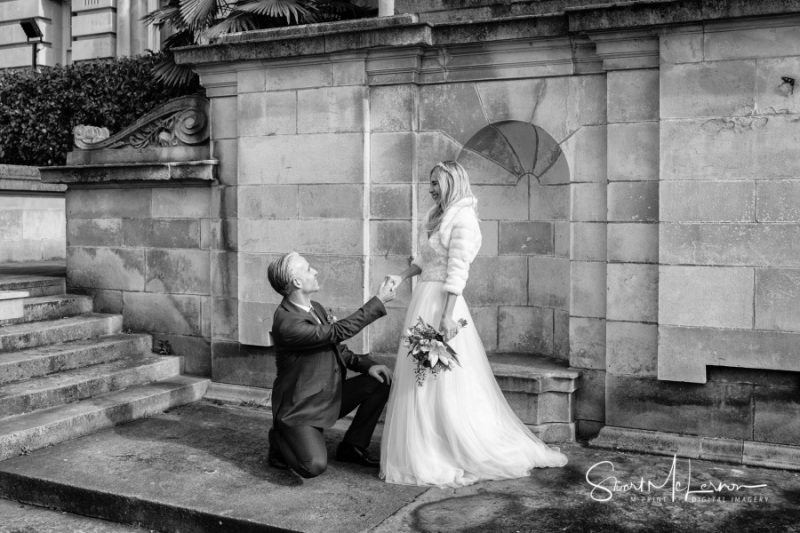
xmin=336 ymin=442 xmax=380 ymax=468
xmin=268 ymin=428 xmax=290 ymax=470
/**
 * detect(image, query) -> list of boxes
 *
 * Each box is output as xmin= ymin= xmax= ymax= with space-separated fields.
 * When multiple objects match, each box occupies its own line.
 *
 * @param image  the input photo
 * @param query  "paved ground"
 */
xmin=1 ymin=400 xmax=799 ymax=532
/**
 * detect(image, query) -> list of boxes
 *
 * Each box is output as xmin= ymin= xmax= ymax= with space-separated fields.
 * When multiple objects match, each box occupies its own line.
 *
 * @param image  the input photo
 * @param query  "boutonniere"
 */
xmin=326 ymin=309 xmax=338 ymax=323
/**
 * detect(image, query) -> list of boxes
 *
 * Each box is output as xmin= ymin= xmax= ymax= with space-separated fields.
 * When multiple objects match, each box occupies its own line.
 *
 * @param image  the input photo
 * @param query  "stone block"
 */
xmin=755 ymin=268 xmax=800 ymax=332
xmin=463 ymin=256 xmax=528 ymax=306
xmin=661 ymin=61 xmax=756 ymax=119
xmin=660 ymin=223 xmax=800 ymax=267
xmin=477 ymin=220 xmax=498 ymax=256
xmin=212 ymin=251 xmax=237 ymax=299
xmin=0 ymin=211 xmax=21 ymax=240
xmin=152 ymin=188 xmax=212 ymax=219
xmin=575 ymin=368 xmax=605 ymax=422
xmin=370 ymin=184 xmax=412 ymax=219
xmin=607 ymin=264 xmax=658 ymax=323
xmin=238 ymin=219 xmax=362 ymax=254
xmin=152 ymin=334 xmax=211 ymax=377
xmin=42 ymin=239 xmax=65 ymax=261
xmin=420 ymin=83 xmax=488 ymax=144
xmin=238 ymin=301 xmax=278 ymax=346
xmin=498 ymin=306 xmax=553 ymax=355
xmin=262 ymin=62 xmax=332 ymax=92
xmin=554 ymin=221 xmax=569 ymax=258
xmin=308 ymin=254 xmax=365 ymax=308
xmin=213 ymin=138 xmax=238 ymax=186
xmin=660 ymin=30 xmax=703 ymax=64
xmin=528 ymin=256 xmax=569 ymax=309
xmin=576 ymin=420 xmax=603 ymax=441
xmin=571 ymin=183 xmax=607 ymax=222
xmin=608 ymin=182 xmax=658 ymax=223
xmin=123 ymin=292 xmax=202 ymax=336
xmin=605 ymin=374 xmax=753 ymax=440
xmin=212 ymin=341 xmax=274 ymax=387
xmin=530 ymin=183 xmax=568 ymax=221
xmin=553 ymin=309 xmax=569 ymax=360
xmin=659 ymin=265 xmax=754 ymax=328
xmin=704 ymin=25 xmax=800 ymax=61
xmin=371 ymin=132 xmax=415 ymax=183
xmin=333 ymin=58 xmax=366 ymax=86
xmin=210 ymin=96 xmax=237 ymax=140
xmin=21 ymin=210 xmax=64 ymax=240
xmin=370 ymin=220 xmax=412 ymax=256
xmin=0 ymin=240 xmax=41 ymax=262
xmin=570 ymin=222 xmax=606 ymax=262
xmin=66 ymin=188 xmax=151 ymax=219
xmin=753 ymin=386 xmax=800 ymax=446
xmin=472 ymin=179 xmax=528 ymax=220
xmin=756 ymin=181 xmax=800 ymax=222
xmin=237 ymin=69 xmax=265 ymax=94
xmin=145 ymin=249 xmax=211 ymax=296
xmin=299 ymin=184 xmax=363 ymax=219
xmin=122 ymin=219 xmax=201 ymax=249
xmin=499 ymin=221 xmax=553 ymax=256
xmin=238 ymin=185 xmax=298 ymax=219
xmin=367 ymin=307 xmax=406 ymax=355
xmin=569 ymin=317 xmax=605 ymax=370
xmin=560 ymin=125 xmax=606 ymax=183
xmin=238 ymin=253 xmax=282 ymax=304
xmin=369 ymin=255 xmax=412 ymax=309
xmin=607 ymin=69 xmax=659 ymax=123
xmin=416 ymin=131 xmax=462 ymax=183
xmin=369 ymin=84 xmax=416 ymax=132
xmin=67 ymin=247 xmax=145 ymax=291
xmin=212 ymin=298 xmax=238 ymax=342
xmin=298 ymin=86 xmax=366 ymax=134
xmin=71 ymin=35 xmax=115 ymax=61
xmin=469 ymin=306 xmax=498 ymax=353
xmin=607 ymin=321 xmax=657 ymax=377
xmin=456 ymin=147 xmax=519 ymax=187
xmin=607 ymin=122 xmax=658 ymax=181
xmin=743 ymin=440 xmax=800 ymax=471
xmin=239 ymin=133 xmax=363 ymax=184
xmin=238 ymin=90 xmax=296 ymax=137
xmin=756 ymin=56 xmax=800 ymax=115
xmin=66 ymin=218 xmax=121 ymax=247
xmin=570 ymin=261 xmax=606 ymax=318
xmin=661 ymin=181 xmax=755 ymax=222
xmin=73 ymin=288 xmax=123 ymax=315
xmin=566 ymin=74 xmax=607 ymax=131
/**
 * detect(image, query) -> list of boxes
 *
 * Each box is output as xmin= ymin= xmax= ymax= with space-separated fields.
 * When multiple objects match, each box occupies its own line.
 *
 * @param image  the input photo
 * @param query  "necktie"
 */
xmin=309 ymin=307 xmax=322 ymax=324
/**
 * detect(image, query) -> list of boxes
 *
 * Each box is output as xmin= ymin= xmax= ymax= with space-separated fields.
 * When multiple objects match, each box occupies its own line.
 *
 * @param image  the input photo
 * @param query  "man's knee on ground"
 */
xmin=298 ymin=456 xmax=327 ymax=478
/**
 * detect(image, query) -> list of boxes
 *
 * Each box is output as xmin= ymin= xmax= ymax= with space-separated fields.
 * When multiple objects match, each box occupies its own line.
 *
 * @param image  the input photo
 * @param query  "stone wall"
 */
xmin=0 ymin=165 xmax=66 ymax=263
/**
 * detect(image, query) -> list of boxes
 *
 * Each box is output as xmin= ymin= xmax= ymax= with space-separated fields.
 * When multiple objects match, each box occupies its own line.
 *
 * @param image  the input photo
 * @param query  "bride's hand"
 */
xmin=383 ymin=274 xmax=402 ymax=290
xmin=440 ymin=315 xmax=459 ymax=342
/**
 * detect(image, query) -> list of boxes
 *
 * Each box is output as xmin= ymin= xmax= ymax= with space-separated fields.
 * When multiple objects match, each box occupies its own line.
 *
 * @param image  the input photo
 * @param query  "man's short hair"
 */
xmin=268 ymin=252 xmax=300 ymax=297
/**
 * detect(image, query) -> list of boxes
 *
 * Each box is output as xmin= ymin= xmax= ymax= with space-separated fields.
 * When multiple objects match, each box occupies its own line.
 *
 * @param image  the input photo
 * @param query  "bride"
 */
xmin=380 ymin=161 xmax=568 ymax=488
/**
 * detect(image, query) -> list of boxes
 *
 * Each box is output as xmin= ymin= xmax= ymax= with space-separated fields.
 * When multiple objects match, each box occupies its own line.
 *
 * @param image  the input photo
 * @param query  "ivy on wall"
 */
xmin=0 ymin=54 xmax=201 ymax=167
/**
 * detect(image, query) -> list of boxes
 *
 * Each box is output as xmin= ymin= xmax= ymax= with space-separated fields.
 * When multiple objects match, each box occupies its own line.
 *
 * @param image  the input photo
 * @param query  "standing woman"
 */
xmin=380 ymin=161 xmax=567 ymax=488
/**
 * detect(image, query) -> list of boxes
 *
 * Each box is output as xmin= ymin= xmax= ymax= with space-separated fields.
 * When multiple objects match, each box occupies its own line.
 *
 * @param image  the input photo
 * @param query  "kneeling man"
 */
xmin=267 ymin=252 xmax=395 ymax=478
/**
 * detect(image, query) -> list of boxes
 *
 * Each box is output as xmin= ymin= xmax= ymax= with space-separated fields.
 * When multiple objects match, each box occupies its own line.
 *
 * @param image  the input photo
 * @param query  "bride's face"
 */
xmin=429 ymin=173 xmax=443 ymax=205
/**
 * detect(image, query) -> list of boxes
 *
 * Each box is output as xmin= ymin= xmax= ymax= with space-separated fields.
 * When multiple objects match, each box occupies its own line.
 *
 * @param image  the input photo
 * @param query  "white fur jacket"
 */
xmin=413 ymin=197 xmax=482 ymax=296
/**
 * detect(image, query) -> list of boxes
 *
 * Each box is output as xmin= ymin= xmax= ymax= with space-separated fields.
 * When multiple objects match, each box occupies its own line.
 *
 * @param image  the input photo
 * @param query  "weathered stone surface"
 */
xmin=123 ymin=292 xmax=202 ymax=336
xmin=607 ymin=69 xmax=658 ymax=123
xmin=370 ymin=220 xmax=412 ymax=256
xmin=477 ymin=220 xmax=498 ymax=256
xmin=569 ymin=317 xmax=605 ymax=370
xmin=211 ymin=298 xmax=238 ymax=342
xmin=237 ymin=301 xmax=277 ymax=347
xmin=0 ymin=211 xmax=22 ymax=240
xmin=554 ymin=221 xmax=569 ymax=258
xmin=575 ymin=368 xmax=604 ymax=422
xmin=755 ymin=268 xmax=800 ymax=332
xmin=570 ymin=222 xmax=606 ymax=261
xmin=264 ymin=62 xmax=333 ymax=92
xmin=571 ymin=183 xmax=606 ymax=222
xmin=416 ymin=132 xmax=462 ymax=184
xmin=145 ymin=249 xmax=211 ymax=296
xmin=607 ymin=122 xmax=658 ymax=181
xmin=42 ymin=239 xmax=66 ymax=261
xmin=210 ymin=96 xmax=237 ymax=140
xmin=238 ymin=253 xmax=282 ymax=304
xmin=743 ymin=440 xmax=800 ymax=470
xmin=606 ymin=374 xmax=754 ymax=440
xmin=238 ymin=90 xmax=297 ymax=137
xmin=659 ymin=29 xmax=703 ymax=64
xmin=369 ymin=255 xmax=412 ymax=309
xmin=239 ymin=133 xmax=363 ymax=184
xmin=238 ymin=185 xmax=299 ymax=219
xmin=66 ymin=189 xmax=151 ymax=219
xmin=553 ymin=308 xmax=569 ymax=360
xmin=74 ymin=288 xmax=124 ymax=315
xmin=704 ymin=24 xmax=800 ymax=61
xmin=660 ymin=223 xmax=800 ymax=267
xmin=369 ymin=84 xmax=416 ymax=132
xmin=238 ymin=219 xmax=362 ymax=254
xmin=756 ymin=56 xmax=800 ymax=115
xmin=212 ymin=340 xmax=274 ymax=387
xmin=566 ymin=74 xmax=607 ymax=132
xmin=420 ymin=83 xmax=488 ymax=144
xmin=756 ymin=181 xmax=800 ymax=222
xmin=152 ymin=188 xmax=212 ymax=219
xmin=67 ymin=247 xmax=145 ymax=291
xmin=560 ymin=125 xmax=605 ymax=183
xmin=570 ymin=261 xmax=606 ymax=318
xmin=463 ymin=256 xmax=528 ymax=306
xmin=371 ymin=132 xmax=415 ymax=183
xmin=606 ymin=321 xmax=657 ymax=377
xmin=607 ymin=263 xmax=658 ymax=323
xmin=498 ymin=306 xmax=553 ymax=355
xmin=498 ymin=221 xmax=553 ymax=256
xmin=528 ymin=256 xmax=569 ymax=309
xmin=122 ymin=219 xmax=201 ymax=249
xmin=661 ymin=60 xmax=756 ymax=119
xmin=21 ymin=210 xmax=65 ymax=240
xmin=659 ymin=265 xmax=753 ymax=328
xmin=66 ymin=218 xmax=121 ymax=247
xmin=469 ymin=305 xmax=498 ymax=353
xmin=212 ymin=251 xmax=238 ymax=299
xmin=298 ymin=86 xmax=366 ymax=134
xmin=299 ymin=184 xmax=363 ymax=219
xmin=472 ymin=179 xmax=528 ymax=220
xmin=753 ymin=385 xmax=800 ymax=446
xmin=371 ymin=184 xmax=412 ymax=219
xmin=530 ymin=183 xmax=568 ymax=221
xmin=309 ymin=254 xmax=366 ymax=308
xmin=661 ymin=181 xmax=755 ymax=222
xmin=456 ymin=146 xmax=519 ymax=187
xmin=152 ymin=333 xmax=211 ymax=376
xmin=367 ymin=307 xmax=405 ymax=355
xmin=608 ymin=182 xmax=658 ymax=223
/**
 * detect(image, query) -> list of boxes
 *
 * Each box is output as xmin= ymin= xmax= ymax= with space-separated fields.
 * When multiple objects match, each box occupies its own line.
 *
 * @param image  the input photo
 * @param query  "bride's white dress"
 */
xmin=380 ymin=231 xmax=568 ymax=488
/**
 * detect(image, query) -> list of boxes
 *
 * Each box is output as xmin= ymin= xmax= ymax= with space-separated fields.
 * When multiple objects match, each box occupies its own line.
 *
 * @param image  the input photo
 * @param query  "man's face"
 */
xmin=290 ymin=255 xmax=320 ymax=294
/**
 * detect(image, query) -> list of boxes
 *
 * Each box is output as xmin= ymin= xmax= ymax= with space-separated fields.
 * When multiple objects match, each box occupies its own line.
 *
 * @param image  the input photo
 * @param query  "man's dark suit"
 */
xmin=270 ymin=295 xmax=389 ymax=477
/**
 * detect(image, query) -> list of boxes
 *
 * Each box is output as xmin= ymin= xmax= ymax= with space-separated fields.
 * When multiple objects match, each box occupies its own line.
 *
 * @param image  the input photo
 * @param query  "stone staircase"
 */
xmin=0 ymin=275 xmax=209 ymax=461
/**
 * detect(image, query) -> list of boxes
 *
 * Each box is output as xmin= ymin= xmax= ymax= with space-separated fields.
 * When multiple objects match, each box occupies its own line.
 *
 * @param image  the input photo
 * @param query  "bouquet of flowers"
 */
xmin=402 ymin=317 xmax=468 ymax=386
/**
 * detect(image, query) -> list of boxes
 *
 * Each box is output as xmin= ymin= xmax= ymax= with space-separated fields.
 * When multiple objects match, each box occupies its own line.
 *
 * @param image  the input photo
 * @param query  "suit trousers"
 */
xmin=274 ymin=374 xmax=390 ymax=478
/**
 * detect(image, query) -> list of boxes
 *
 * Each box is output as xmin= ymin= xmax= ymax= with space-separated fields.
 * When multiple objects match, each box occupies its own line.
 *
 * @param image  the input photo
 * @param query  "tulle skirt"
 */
xmin=379 ymin=281 xmax=568 ymax=488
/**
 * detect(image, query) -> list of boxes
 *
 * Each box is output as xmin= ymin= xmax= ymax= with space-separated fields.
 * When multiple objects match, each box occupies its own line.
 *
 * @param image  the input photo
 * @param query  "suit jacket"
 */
xmin=270 ymin=296 xmax=387 ymax=429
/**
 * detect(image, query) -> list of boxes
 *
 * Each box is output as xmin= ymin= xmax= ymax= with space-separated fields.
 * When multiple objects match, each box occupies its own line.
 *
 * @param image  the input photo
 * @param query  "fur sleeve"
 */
xmin=442 ymin=207 xmax=482 ymax=295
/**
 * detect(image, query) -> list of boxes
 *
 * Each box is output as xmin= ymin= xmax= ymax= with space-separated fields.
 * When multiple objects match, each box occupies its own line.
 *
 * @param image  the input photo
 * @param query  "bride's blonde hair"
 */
xmin=425 ymin=161 xmax=475 ymax=234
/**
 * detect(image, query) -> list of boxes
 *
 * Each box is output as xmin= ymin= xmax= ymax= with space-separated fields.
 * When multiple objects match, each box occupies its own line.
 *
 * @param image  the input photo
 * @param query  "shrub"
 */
xmin=0 ymin=54 xmax=201 ymax=167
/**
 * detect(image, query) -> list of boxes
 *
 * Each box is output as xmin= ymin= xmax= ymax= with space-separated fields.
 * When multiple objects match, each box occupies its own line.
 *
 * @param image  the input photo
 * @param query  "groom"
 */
xmin=266 ymin=252 xmax=395 ymax=478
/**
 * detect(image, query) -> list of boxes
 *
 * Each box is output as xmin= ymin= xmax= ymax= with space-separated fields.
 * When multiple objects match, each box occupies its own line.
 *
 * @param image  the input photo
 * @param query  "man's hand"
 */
xmin=376 ymin=279 xmax=396 ymax=304
xmin=368 ymin=364 xmax=394 ymax=385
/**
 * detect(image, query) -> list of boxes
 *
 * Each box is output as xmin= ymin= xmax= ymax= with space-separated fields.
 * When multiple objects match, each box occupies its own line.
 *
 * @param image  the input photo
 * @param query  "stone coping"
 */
xmin=0 ymin=165 xmax=66 ymax=193
xmin=38 ymin=160 xmax=217 ymax=185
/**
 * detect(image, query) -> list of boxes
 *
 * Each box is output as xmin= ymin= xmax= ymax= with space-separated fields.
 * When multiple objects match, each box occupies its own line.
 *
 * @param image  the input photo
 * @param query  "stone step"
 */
xmin=0 ymin=333 xmax=152 ymax=386
xmin=0 ymin=375 xmax=209 ymax=461
xmin=0 ymin=314 xmax=123 ymax=352
xmin=0 ymin=291 xmax=28 ymax=321
xmin=0 ymin=276 xmax=65 ymax=297
xmin=0 ymin=294 xmax=94 ymax=326
xmin=0 ymin=355 xmax=183 ymax=418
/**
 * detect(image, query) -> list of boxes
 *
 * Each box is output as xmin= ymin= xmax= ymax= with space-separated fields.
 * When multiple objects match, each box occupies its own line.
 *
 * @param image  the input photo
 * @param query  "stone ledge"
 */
xmin=591 ymin=426 xmax=800 ymax=470
xmin=203 ymin=382 xmax=271 ymax=407
xmin=39 ymin=161 xmax=218 ymax=186
xmin=0 ymin=165 xmax=66 ymax=194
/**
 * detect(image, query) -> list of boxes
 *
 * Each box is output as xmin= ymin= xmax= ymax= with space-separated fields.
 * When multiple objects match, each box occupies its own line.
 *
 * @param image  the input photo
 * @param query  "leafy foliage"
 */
xmin=145 ymin=0 xmax=377 ymax=88
xmin=0 ymin=54 xmax=200 ymax=166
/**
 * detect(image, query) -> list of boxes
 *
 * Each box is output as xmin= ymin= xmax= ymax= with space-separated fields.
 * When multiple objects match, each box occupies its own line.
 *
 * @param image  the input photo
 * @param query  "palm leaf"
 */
xmin=141 ymin=5 xmax=184 ymax=28
xmin=233 ymin=0 xmax=312 ymax=24
xmin=202 ymin=12 xmax=260 ymax=40
xmin=179 ymin=0 xmax=226 ymax=31
xmin=152 ymin=52 xmax=198 ymax=88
